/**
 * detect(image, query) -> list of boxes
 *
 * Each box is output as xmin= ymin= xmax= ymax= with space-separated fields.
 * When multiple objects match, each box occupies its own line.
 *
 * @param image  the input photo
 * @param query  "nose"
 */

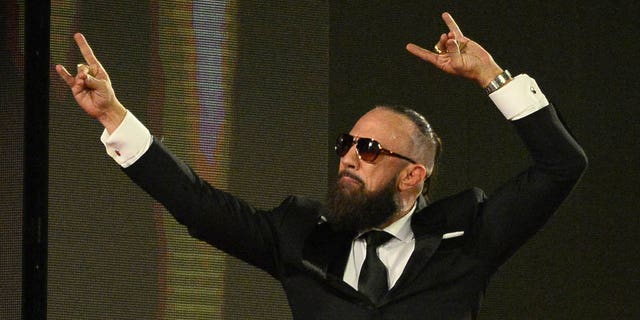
xmin=339 ymin=143 xmax=360 ymax=170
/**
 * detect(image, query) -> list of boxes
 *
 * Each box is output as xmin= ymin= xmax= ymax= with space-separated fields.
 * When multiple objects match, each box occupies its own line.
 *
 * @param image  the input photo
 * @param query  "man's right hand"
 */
xmin=56 ymin=33 xmax=126 ymax=134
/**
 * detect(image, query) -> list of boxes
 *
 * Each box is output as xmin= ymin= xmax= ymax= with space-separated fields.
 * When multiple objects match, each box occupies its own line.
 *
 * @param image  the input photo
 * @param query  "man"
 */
xmin=57 ymin=12 xmax=586 ymax=320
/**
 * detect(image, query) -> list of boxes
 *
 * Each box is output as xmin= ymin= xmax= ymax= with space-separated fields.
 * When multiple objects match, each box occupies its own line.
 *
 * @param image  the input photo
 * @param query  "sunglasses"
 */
xmin=335 ymin=133 xmax=417 ymax=164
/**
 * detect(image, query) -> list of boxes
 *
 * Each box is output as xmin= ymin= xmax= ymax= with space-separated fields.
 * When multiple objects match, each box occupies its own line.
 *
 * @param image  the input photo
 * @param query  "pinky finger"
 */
xmin=406 ymin=43 xmax=438 ymax=64
xmin=55 ymin=64 xmax=75 ymax=87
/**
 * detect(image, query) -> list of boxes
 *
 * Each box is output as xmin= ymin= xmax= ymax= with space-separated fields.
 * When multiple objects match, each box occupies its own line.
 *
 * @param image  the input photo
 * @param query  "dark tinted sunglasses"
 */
xmin=335 ymin=133 xmax=417 ymax=164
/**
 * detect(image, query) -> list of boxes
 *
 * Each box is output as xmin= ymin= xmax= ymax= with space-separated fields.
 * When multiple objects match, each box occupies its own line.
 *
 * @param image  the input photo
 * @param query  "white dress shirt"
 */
xmin=343 ymin=204 xmax=417 ymax=290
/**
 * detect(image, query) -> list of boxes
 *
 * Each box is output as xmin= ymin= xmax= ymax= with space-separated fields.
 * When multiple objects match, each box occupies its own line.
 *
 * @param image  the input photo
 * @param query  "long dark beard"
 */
xmin=326 ymin=173 xmax=399 ymax=233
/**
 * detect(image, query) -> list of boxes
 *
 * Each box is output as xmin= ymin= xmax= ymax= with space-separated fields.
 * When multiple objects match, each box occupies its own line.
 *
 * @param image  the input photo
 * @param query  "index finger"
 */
xmin=442 ymin=12 xmax=464 ymax=40
xmin=74 ymin=33 xmax=100 ymax=66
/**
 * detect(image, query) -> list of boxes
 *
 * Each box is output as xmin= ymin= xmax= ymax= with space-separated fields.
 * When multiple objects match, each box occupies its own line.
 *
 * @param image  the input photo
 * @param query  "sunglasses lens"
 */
xmin=356 ymin=138 xmax=380 ymax=162
xmin=335 ymin=134 xmax=354 ymax=156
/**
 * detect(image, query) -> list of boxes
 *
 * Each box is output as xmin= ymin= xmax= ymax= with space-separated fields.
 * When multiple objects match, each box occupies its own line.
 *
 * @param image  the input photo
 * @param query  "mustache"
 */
xmin=337 ymin=171 xmax=364 ymax=185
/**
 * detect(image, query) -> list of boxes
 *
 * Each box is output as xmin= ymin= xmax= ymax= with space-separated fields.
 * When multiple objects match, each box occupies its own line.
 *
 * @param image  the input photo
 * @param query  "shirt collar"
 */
xmin=382 ymin=202 xmax=417 ymax=242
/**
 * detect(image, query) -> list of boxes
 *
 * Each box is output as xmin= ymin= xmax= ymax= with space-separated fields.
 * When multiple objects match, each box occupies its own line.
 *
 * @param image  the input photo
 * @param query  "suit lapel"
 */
xmin=302 ymin=220 xmax=361 ymax=299
xmin=385 ymin=196 xmax=448 ymax=302
xmin=301 ymin=194 xmax=461 ymax=304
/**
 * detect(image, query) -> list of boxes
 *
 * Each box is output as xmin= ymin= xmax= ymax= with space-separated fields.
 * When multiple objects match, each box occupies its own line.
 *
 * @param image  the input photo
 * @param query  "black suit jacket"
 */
xmin=123 ymin=106 xmax=587 ymax=319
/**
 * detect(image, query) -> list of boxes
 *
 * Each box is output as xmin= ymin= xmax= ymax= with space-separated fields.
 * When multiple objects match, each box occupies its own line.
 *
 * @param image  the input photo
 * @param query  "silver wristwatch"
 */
xmin=484 ymin=70 xmax=512 ymax=95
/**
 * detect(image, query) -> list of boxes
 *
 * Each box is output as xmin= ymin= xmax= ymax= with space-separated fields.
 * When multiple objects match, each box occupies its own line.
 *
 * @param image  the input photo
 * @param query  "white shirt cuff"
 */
xmin=489 ymin=74 xmax=549 ymax=120
xmin=100 ymin=110 xmax=152 ymax=168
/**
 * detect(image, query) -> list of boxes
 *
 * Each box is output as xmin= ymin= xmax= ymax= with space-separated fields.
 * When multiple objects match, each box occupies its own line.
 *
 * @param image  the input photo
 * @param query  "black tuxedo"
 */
xmin=123 ymin=106 xmax=586 ymax=319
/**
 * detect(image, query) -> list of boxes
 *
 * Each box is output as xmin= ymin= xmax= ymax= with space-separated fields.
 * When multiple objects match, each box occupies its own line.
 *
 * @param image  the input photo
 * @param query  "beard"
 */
xmin=326 ymin=172 xmax=399 ymax=233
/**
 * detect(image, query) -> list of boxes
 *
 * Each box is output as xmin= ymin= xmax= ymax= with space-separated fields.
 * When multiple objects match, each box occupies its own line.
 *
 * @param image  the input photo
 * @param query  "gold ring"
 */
xmin=434 ymin=44 xmax=444 ymax=54
xmin=77 ymin=63 xmax=97 ymax=77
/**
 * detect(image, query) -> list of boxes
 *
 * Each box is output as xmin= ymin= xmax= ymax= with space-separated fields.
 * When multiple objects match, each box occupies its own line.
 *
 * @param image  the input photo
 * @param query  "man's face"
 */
xmin=338 ymin=108 xmax=417 ymax=195
xmin=326 ymin=108 xmax=418 ymax=232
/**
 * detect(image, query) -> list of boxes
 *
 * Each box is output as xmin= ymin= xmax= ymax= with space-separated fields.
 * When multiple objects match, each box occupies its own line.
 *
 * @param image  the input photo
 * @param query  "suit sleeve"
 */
xmin=475 ymin=105 xmax=588 ymax=268
xmin=122 ymin=138 xmax=285 ymax=277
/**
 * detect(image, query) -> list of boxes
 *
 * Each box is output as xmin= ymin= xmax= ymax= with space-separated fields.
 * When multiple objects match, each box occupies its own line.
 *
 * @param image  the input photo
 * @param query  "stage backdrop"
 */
xmin=49 ymin=1 xmax=327 ymax=319
xmin=0 ymin=2 xmax=24 ymax=320
xmin=2 ymin=1 xmax=634 ymax=319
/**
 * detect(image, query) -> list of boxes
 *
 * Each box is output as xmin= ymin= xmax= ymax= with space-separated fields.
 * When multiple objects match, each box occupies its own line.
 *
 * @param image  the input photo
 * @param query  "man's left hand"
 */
xmin=406 ymin=12 xmax=504 ymax=88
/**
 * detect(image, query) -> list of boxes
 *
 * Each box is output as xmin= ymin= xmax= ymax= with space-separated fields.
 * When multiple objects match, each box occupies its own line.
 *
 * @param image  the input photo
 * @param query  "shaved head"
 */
xmin=374 ymin=105 xmax=442 ymax=201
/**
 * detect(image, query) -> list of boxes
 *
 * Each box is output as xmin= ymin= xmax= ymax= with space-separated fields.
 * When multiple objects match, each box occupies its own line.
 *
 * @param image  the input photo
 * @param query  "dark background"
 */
xmin=2 ymin=1 xmax=638 ymax=319
xmin=0 ymin=2 xmax=23 ymax=319
xmin=330 ymin=2 xmax=639 ymax=319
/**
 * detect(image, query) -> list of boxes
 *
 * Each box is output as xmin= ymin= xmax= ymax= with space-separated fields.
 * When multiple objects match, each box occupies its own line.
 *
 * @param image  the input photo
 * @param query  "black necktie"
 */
xmin=358 ymin=230 xmax=393 ymax=303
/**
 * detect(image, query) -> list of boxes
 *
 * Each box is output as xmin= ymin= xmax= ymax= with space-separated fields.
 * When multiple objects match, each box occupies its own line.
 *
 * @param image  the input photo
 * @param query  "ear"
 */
xmin=398 ymin=164 xmax=428 ymax=191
